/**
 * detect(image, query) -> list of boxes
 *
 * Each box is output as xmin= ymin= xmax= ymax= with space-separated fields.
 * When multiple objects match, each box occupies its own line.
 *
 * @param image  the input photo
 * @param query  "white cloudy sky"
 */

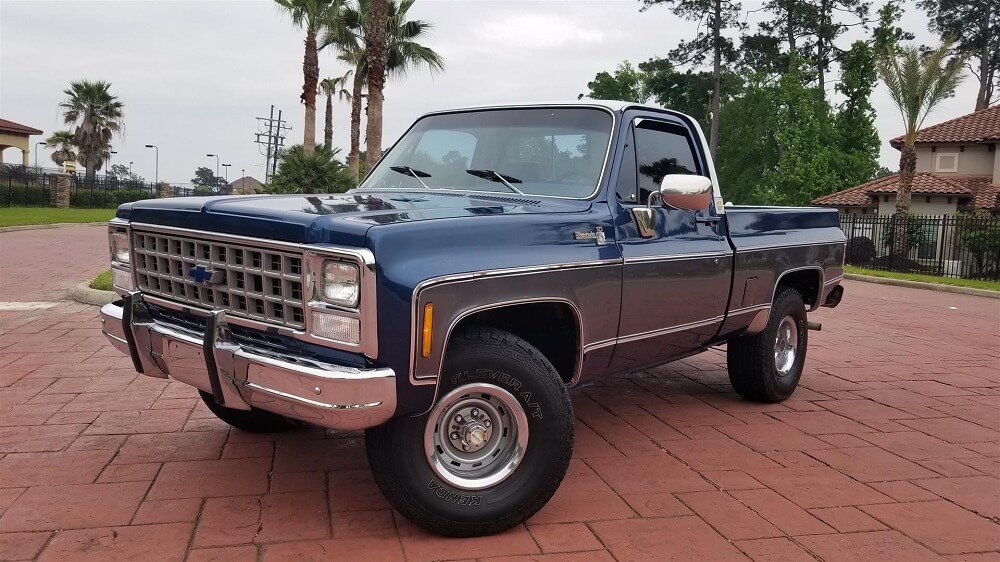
xmin=0 ymin=0 xmax=982 ymax=185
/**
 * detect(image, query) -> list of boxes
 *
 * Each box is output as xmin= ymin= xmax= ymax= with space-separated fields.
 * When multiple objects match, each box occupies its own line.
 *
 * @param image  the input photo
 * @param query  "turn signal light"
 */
xmin=421 ymin=303 xmax=434 ymax=358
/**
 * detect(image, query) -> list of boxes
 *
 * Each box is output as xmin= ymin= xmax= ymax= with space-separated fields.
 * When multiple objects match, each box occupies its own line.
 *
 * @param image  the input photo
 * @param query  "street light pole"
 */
xmin=241 ymin=168 xmax=246 ymax=194
xmin=206 ymin=154 xmax=220 ymax=178
xmin=129 ymin=161 xmax=134 ymax=175
xmin=108 ymin=150 xmax=117 ymax=177
xmin=222 ymin=163 xmax=231 ymax=183
xmin=34 ymin=142 xmax=46 ymax=169
xmin=144 ymin=144 xmax=159 ymax=184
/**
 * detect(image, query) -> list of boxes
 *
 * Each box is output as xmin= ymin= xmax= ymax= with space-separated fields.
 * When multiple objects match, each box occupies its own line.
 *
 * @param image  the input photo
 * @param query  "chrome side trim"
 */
xmin=824 ymin=275 xmax=844 ymax=286
xmin=624 ymin=251 xmax=730 ymax=264
xmin=735 ymin=239 xmax=846 ymax=252
xmin=408 ymin=258 xmax=622 ymax=385
xmin=726 ymin=303 xmax=772 ymax=316
xmin=582 ymin=337 xmax=617 ymax=353
xmin=772 ymin=266 xmax=825 ymax=312
xmin=616 ymin=316 xmax=724 ymax=345
xmin=427 ymin=297 xmax=585 ymax=387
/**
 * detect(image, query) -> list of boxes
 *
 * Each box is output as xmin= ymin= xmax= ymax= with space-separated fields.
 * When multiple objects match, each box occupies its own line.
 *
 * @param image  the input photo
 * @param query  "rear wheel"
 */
xmin=198 ymin=391 xmax=300 ymax=433
xmin=727 ymin=288 xmax=808 ymax=402
xmin=365 ymin=326 xmax=574 ymax=537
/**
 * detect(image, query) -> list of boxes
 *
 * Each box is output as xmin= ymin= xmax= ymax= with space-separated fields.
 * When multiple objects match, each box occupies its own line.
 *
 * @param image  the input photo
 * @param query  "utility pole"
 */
xmin=255 ymin=105 xmax=290 ymax=184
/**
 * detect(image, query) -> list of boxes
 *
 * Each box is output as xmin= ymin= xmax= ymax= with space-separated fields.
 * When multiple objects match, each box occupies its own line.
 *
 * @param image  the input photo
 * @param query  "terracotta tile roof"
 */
xmin=0 ymin=118 xmax=43 ymax=136
xmin=890 ymin=105 xmax=1000 ymax=146
xmin=812 ymin=173 xmax=999 ymax=210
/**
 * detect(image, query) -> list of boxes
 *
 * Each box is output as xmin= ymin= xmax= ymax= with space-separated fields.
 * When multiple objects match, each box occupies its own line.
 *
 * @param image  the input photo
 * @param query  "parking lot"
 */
xmin=1 ymin=225 xmax=998 ymax=561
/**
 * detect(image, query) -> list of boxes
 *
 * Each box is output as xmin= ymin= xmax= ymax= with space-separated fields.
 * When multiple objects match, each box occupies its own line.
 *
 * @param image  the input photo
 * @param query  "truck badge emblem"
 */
xmin=188 ymin=264 xmax=225 ymax=285
xmin=573 ymin=228 xmax=606 ymax=246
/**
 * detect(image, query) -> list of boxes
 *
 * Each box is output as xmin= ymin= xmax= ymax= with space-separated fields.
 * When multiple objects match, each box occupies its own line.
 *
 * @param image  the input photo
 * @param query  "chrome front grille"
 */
xmin=132 ymin=230 xmax=306 ymax=329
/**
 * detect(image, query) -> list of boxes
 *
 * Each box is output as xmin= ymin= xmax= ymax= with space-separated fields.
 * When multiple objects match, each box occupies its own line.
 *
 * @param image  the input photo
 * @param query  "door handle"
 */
xmin=696 ymin=216 xmax=720 ymax=226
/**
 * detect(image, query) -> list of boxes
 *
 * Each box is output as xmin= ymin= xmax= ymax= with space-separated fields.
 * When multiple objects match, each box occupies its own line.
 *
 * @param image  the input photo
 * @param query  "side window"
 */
xmin=633 ymin=121 xmax=700 ymax=204
xmin=615 ymin=127 xmax=638 ymax=204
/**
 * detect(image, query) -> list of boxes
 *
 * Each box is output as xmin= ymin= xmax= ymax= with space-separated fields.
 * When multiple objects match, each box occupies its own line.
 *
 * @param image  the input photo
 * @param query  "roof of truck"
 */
xmin=423 ymin=99 xmax=687 ymax=117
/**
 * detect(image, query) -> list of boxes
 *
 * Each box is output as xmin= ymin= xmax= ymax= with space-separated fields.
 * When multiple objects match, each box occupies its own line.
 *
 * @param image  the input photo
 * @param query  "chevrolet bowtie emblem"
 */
xmin=573 ymin=228 xmax=606 ymax=245
xmin=188 ymin=264 xmax=225 ymax=285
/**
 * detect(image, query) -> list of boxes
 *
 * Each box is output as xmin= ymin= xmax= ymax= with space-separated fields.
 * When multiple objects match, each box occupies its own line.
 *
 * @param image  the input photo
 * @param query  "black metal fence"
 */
xmin=1 ymin=165 xmax=201 ymax=208
xmin=839 ymin=213 xmax=1000 ymax=282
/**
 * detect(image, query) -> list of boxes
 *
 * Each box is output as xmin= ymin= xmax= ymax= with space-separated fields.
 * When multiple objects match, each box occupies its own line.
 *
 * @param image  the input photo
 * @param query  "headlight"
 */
xmin=111 ymin=230 xmax=130 ymax=264
xmin=321 ymin=261 xmax=359 ymax=307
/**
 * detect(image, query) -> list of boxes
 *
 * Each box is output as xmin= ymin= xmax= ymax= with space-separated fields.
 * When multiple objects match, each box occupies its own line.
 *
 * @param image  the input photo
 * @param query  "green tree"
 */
xmin=275 ymin=0 xmax=343 ymax=156
xmin=641 ymin=0 xmax=744 ymax=159
xmin=44 ymin=130 xmax=77 ymax=167
xmin=917 ymin=0 xmax=999 ymax=109
xmin=319 ymin=71 xmax=353 ymax=150
xmin=833 ymin=40 xmax=880 ymax=187
xmin=322 ymin=0 xmax=444 ymax=179
xmin=957 ymin=210 xmax=1000 ymax=277
xmin=191 ymin=166 xmax=226 ymax=190
xmin=268 ymin=144 xmax=354 ymax=194
xmin=58 ymin=80 xmax=124 ymax=183
xmin=715 ymin=74 xmax=780 ymax=204
xmin=757 ymin=58 xmax=841 ymax=206
xmin=877 ymin=41 xmax=966 ymax=254
xmin=583 ymin=61 xmax=650 ymax=102
xmin=873 ymin=0 xmax=913 ymax=53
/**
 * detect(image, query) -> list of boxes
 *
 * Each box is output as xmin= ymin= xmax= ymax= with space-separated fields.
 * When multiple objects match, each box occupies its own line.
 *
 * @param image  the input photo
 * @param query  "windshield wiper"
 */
xmin=390 ymin=166 xmax=432 ymax=188
xmin=465 ymin=169 xmax=524 ymax=194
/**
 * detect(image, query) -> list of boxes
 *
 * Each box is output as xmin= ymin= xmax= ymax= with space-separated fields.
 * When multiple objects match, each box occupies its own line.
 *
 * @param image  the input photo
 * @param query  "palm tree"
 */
xmin=268 ymin=143 xmax=353 ymax=194
xmin=275 ymin=0 xmax=343 ymax=156
xmin=877 ymin=41 xmax=965 ymax=256
xmin=45 ymin=131 xmax=77 ymax=167
xmin=322 ymin=0 xmax=443 ymax=179
xmin=58 ymin=80 xmax=123 ymax=182
xmin=319 ymin=71 xmax=353 ymax=150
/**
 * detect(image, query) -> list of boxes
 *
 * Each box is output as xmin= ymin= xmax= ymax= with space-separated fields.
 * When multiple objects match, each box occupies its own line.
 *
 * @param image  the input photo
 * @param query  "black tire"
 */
xmin=727 ymin=288 xmax=808 ymax=402
xmin=365 ymin=326 xmax=574 ymax=537
xmin=198 ymin=391 xmax=301 ymax=433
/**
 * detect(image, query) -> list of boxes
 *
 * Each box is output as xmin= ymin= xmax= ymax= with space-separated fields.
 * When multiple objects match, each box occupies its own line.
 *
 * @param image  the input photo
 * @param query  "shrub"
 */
xmin=845 ymin=236 xmax=876 ymax=265
xmin=1 ymin=184 xmax=50 ymax=207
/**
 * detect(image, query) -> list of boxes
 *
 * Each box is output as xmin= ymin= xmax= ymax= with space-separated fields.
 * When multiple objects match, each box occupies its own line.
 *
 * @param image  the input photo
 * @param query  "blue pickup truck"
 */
xmin=100 ymin=101 xmax=846 ymax=537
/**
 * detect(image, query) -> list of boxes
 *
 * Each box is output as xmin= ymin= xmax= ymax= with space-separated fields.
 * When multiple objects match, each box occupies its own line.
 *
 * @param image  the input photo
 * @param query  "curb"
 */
xmin=69 ymin=281 xmax=116 ymax=306
xmin=844 ymin=273 xmax=1000 ymax=299
xmin=0 ymin=222 xmax=107 ymax=233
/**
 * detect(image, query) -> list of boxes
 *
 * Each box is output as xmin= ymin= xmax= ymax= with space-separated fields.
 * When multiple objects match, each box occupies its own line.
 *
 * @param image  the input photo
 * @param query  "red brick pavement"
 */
xmin=0 ymin=225 xmax=109 ymax=302
xmin=1 ymin=265 xmax=998 ymax=560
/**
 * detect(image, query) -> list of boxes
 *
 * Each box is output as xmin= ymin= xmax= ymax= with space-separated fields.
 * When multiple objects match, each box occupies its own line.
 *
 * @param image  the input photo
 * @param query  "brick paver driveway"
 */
xmin=1 ymin=227 xmax=998 ymax=561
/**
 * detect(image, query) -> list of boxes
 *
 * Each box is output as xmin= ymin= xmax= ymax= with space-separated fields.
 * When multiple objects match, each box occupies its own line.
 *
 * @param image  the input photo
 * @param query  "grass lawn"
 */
xmin=90 ymin=270 xmax=113 ymax=291
xmin=845 ymin=265 xmax=1000 ymax=292
xmin=0 ymin=207 xmax=116 ymax=227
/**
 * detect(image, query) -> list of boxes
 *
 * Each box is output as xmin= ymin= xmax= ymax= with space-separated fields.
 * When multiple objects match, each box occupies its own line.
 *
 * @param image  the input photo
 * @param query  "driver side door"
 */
xmin=610 ymin=117 xmax=731 ymax=373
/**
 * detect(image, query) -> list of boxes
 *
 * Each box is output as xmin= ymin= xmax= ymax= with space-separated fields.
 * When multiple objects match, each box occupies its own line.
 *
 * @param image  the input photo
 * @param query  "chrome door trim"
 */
xmin=615 ymin=316 xmax=725 ymax=345
xmin=735 ymin=239 xmax=845 ymax=252
xmin=408 ymin=258 xmax=622 ymax=385
xmin=623 ymin=251 xmax=731 ymax=264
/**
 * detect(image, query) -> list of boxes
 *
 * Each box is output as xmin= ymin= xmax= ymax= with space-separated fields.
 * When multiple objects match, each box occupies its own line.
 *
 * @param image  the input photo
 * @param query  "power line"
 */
xmin=254 ymin=105 xmax=291 ymax=183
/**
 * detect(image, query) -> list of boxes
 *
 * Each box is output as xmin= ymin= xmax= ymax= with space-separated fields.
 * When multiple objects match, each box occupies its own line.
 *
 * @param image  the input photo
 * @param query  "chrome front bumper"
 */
xmin=100 ymin=293 xmax=396 ymax=430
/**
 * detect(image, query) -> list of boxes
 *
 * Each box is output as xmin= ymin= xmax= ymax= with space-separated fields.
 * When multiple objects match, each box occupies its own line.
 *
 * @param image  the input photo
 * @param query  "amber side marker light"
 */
xmin=421 ymin=303 xmax=435 ymax=358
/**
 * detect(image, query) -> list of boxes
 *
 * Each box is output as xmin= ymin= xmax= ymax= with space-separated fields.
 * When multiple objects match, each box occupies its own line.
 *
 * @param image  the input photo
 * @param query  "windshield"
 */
xmin=360 ymin=107 xmax=614 ymax=199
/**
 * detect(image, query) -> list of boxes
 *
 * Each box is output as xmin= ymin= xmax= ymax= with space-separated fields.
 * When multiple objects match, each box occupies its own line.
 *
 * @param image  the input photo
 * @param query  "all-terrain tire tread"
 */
xmin=365 ymin=325 xmax=574 ymax=537
xmin=727 ymin=288 xmax=807 ymax=403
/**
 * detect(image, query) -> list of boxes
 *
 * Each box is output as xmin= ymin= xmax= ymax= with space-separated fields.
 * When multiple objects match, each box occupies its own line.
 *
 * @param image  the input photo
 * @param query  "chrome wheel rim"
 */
xmin=774 ymin=316 xmax=798 ymax=376
xmin=424 ymin=383 xmax=529 ymax=491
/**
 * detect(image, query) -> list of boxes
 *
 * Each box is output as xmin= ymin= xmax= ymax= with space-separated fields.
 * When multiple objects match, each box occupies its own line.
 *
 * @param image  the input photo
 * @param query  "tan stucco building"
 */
xmin=813 ymin=105 xmax=1000 ymax=215
xmin=0 ymin=119 xmax=43 ymax=167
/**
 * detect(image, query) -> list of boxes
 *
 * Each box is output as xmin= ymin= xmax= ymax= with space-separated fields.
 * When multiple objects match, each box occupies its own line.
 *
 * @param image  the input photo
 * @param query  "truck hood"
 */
xmin=118 ymin=190 xmax=588 ymax=246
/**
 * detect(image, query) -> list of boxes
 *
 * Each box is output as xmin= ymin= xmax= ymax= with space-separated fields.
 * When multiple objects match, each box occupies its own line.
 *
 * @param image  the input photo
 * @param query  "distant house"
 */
xmin=813 ymin=105 xmax=1000 ymax=215
xmin=0 ymin=119 xmax=43 ymax=167
xmin=227 ymin=176 xmax=264 ymax=195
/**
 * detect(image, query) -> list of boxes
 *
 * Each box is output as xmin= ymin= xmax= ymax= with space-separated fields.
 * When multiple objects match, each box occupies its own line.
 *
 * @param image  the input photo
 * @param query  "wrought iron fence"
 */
xmin=1 ymin=165 xmax=200 ymax=208
xmin=839 ymin=213 xmax=1000 ymax=282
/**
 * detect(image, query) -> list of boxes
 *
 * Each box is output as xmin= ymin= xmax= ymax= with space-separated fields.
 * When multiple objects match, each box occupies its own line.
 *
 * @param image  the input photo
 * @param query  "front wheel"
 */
xmin=727 ymin=288 xmax=808 ymax=402
xmin=365 ymin=326 xmax=574 ymax=537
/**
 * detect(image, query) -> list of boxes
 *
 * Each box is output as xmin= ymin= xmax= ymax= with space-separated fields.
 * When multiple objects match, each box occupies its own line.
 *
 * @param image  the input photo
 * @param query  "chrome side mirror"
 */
xmin=659 ymin=175 xmax=712 ymax=211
